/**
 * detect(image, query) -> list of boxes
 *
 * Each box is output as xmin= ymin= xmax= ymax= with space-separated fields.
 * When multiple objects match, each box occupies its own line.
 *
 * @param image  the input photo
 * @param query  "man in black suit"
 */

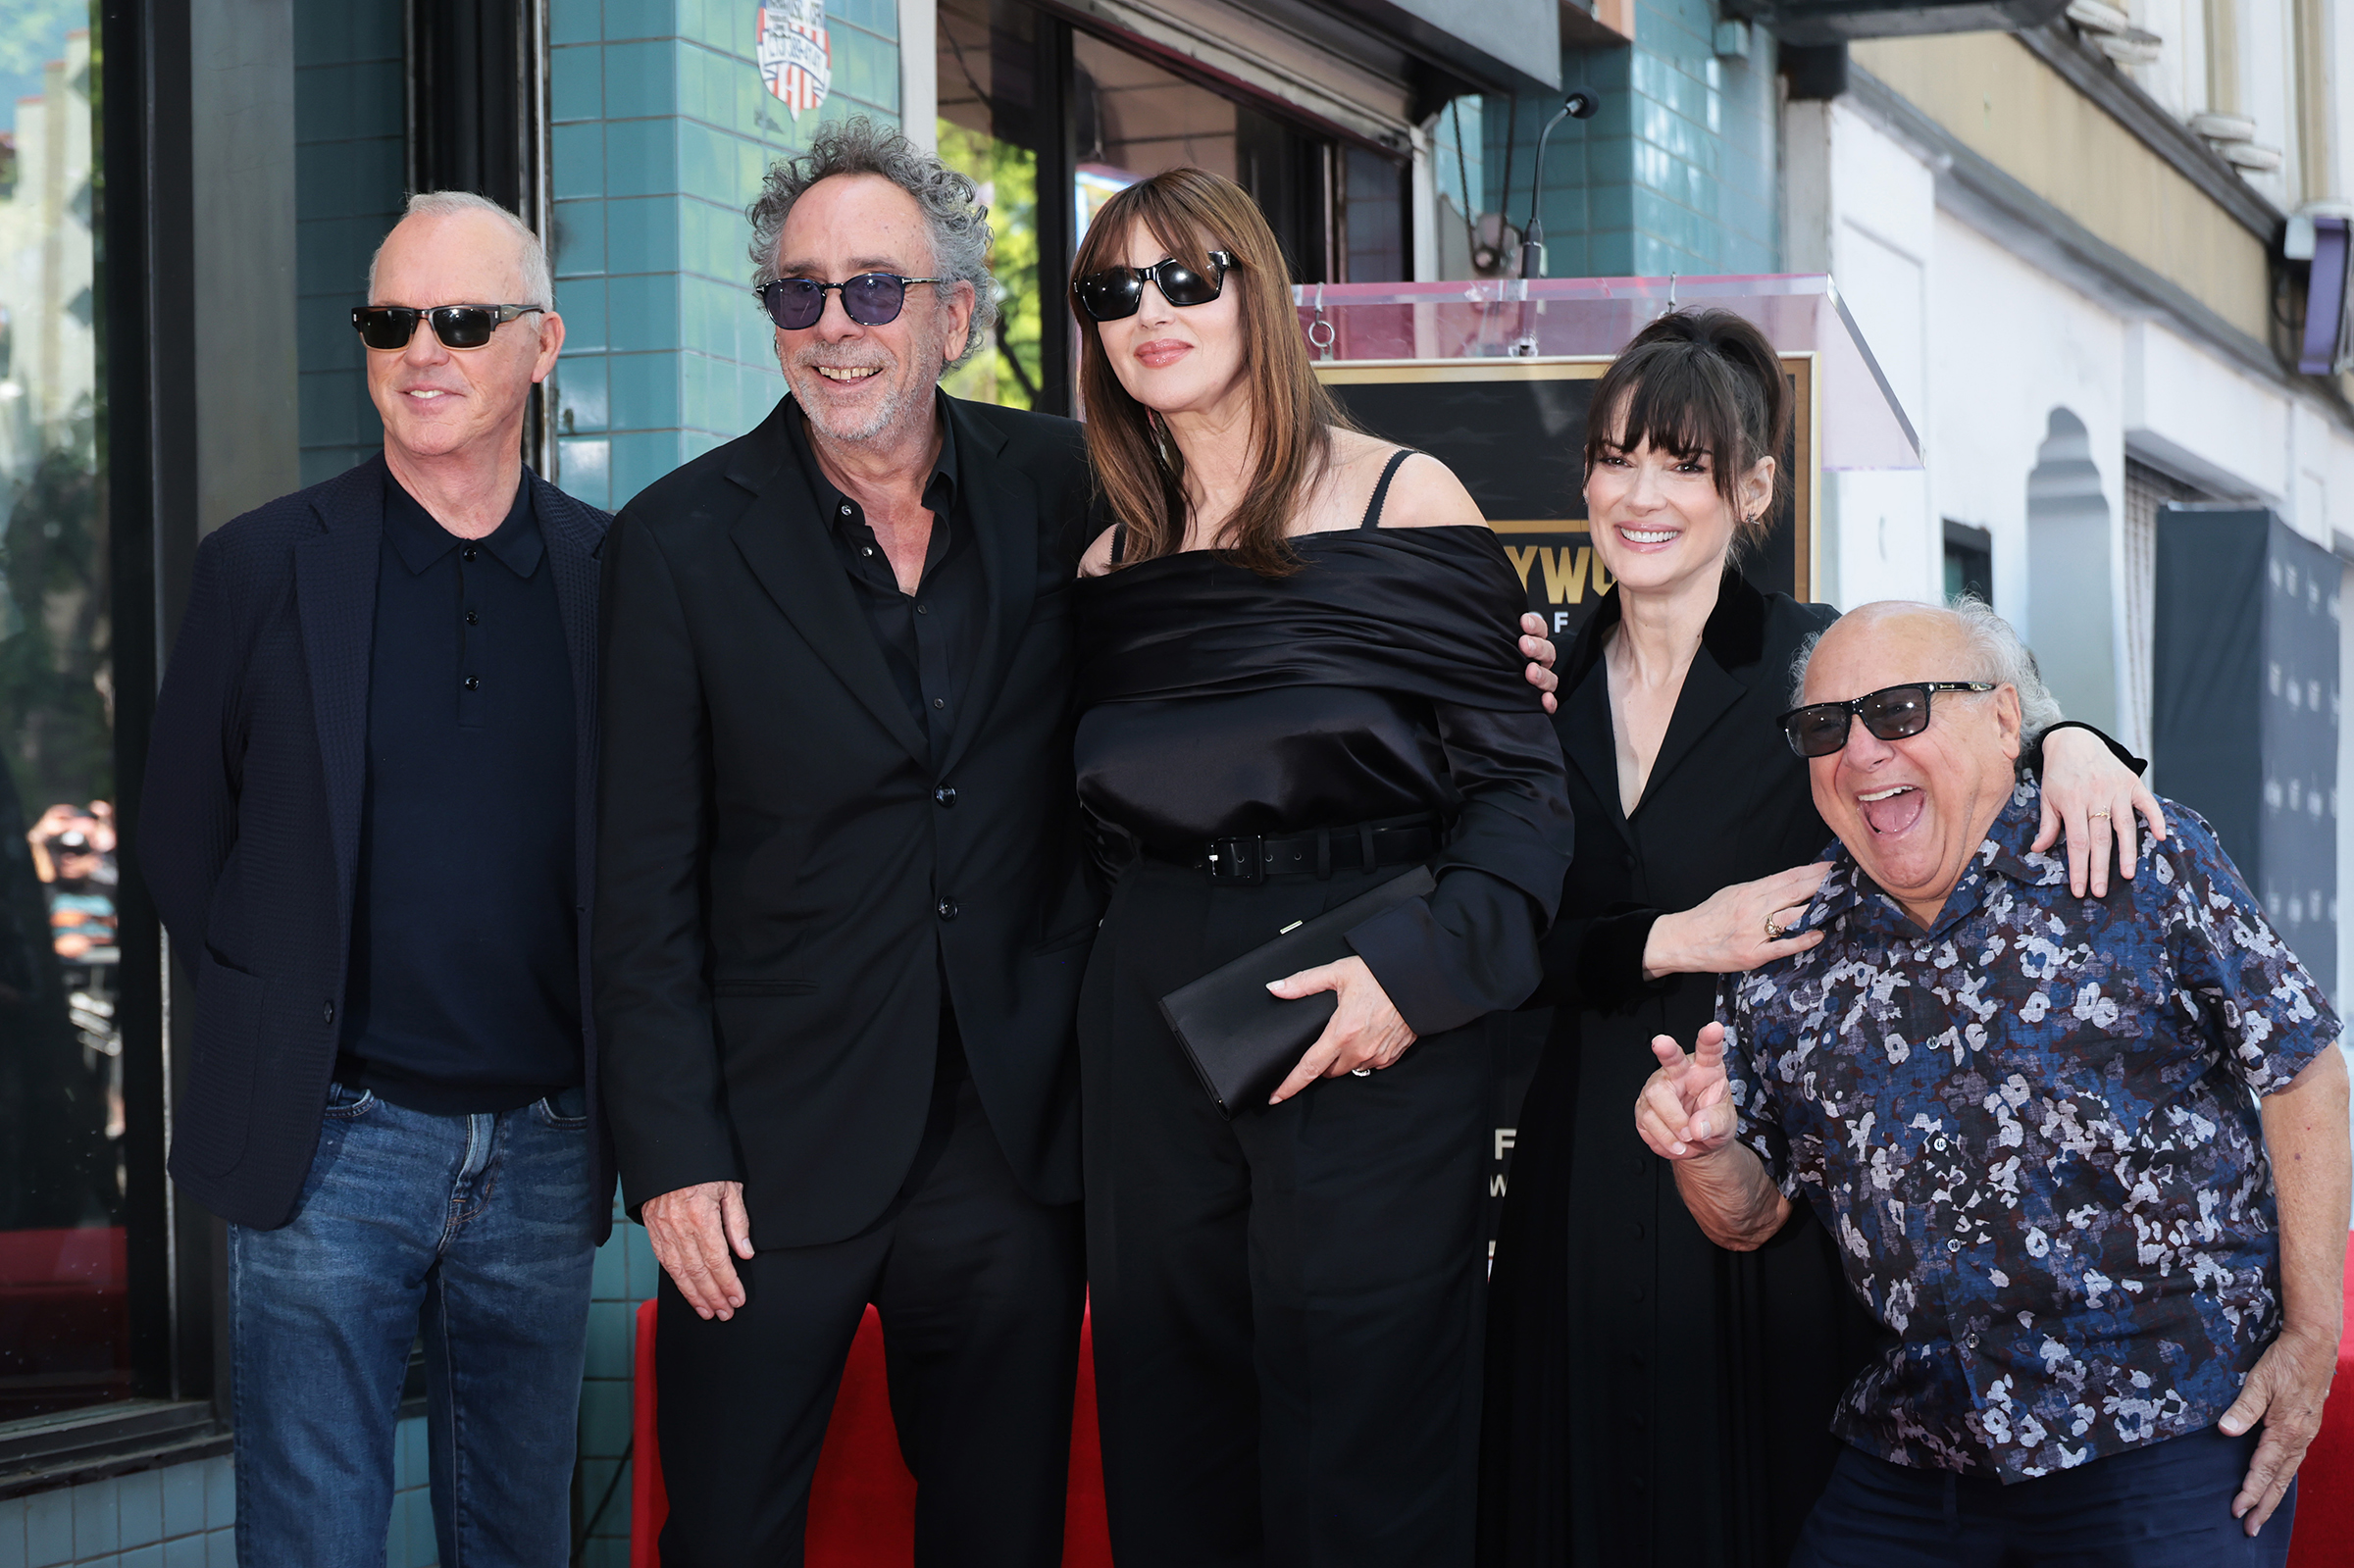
xmin=595 ymin=118 xmax=1099 ymax=1568
xmin=140 ymin=192 xmax=610 ymax=1568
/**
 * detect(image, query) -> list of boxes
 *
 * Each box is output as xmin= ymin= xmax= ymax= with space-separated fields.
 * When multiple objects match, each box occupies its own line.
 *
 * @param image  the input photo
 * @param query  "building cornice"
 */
xmin=2009 ymin=22 xmax=2280 ymax=244
xmin=1845 ymin=64 xmax=2354 ymax=438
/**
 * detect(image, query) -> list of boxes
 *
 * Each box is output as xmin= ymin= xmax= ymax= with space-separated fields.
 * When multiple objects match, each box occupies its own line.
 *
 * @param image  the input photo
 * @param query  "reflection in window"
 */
xmin=936 ymin=0 xmax=1045 ymax=409
xmin=0 ymin=8 xmax=128 ymax=1422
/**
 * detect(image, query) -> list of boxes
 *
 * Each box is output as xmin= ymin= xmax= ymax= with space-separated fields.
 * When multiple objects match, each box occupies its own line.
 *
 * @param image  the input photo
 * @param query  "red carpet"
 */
xmin=632 ymin=1243 xmax=2354 ymax=1566
xmin=630 ymin=1297 xmax=1113 ymax=1567
xmin=2286 ymin=1234 xmax=2354 ymax=1566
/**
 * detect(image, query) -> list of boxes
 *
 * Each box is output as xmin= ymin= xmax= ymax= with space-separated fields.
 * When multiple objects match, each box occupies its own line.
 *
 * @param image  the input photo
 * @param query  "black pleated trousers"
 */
xmin=1081 ymin=856 xmax=1493 ymax=1568
xmin=652 ymin=1069 xmax=1086 ymax=1568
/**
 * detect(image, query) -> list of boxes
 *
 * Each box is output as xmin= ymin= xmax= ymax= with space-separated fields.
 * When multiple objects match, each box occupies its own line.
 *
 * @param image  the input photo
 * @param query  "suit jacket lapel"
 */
xmin=1631 ymin=647 xmax=1747 ymax=823
xmin=294 ymin=459 xmax=386 ymax=922
xmin=535 ymin=478 xmax=604 ymax=771
xmin=938 ymin=399 xmax=1036 ymax=779
xmin=1557 ymin=659 xmax=1633 ymax=846
xmin=726 ymin=400 xmax=931 ymax=764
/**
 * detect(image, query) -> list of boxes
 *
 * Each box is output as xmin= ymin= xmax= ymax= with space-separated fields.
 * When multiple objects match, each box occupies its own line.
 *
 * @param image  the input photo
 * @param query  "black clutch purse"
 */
xmin=1157 ymin=865 xmax=1437 ymax=1117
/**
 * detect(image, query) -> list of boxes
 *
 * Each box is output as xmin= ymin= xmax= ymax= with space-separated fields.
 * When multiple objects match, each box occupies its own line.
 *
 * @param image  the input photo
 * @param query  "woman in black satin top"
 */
xmin=1067 ymin=169 xmax=1575 ymax=1568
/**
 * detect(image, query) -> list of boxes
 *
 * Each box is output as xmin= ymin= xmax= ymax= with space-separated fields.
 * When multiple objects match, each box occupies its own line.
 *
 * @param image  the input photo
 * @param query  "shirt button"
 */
xmin=915 ymin=602 xmax=930 ymax=615
xmin=465 ymin=610 xmax=480 ymax=626
xmin=461 ymin=545 xmax=479 ymax=562
xmin=937 ymin=897 xmax=959 ymax=921
xmin=1946 ymin=1239 xmax=1962 ymax=1253
xmin=862 ymin=545 xmax=875 ymax=557
xmin=323 ymin=1001 xmax=335 ymax=1025
xmin=841 ymin=504 xmax=853 ymax=516
xmin=934 ymin=786 xmax=956 ymax=808
xmin=463 ymin=676 xmax=481 ymax=691
xmin=1932 ymin=1136 xmax=1949 ymax=1150
xmin=932 ymin=697 xmax=946 ymax=710
xmin=1967 ymin=1333 xmax=1980 ymax=1348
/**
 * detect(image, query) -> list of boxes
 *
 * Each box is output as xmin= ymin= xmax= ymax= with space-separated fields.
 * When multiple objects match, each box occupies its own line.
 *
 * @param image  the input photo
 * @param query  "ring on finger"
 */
xmin=1350 ymin=1065 xmax=1373 ymax=1077
xmin=1764 ymin=916 xmax=1785 ymax=938
xmin=2088 ymin=809 xmax=2112 ymax=819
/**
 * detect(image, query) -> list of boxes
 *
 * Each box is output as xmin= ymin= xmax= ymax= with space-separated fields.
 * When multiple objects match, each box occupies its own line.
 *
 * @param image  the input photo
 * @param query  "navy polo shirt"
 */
xmin=336 ymin=473 xmax=581 ymax=1114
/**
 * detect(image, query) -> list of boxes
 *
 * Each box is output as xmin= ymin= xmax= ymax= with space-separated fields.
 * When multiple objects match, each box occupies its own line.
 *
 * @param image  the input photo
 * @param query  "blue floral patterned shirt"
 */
xmin=1720 ymin=779 xmax=2337 ymax=1482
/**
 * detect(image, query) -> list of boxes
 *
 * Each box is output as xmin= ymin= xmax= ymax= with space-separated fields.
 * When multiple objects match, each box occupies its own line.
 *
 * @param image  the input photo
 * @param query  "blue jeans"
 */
xmin=230 ymin=1083 xmax=599 ymax=1568
xmin=1788 ymin=1428 xmax=2296 ymax=1567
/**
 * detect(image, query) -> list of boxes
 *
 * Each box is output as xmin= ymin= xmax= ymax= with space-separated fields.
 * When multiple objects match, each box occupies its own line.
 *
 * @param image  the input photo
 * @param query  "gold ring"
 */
xmin=1764 ymin=917 xmax=1784 ymax=939
xmin=2089 ymin=810 xmax=2112 ymax=819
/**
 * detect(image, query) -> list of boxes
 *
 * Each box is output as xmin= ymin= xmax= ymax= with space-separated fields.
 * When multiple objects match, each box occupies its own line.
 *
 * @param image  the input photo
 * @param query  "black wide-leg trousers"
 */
xmin=1081 ymin=855 xmax=1493 ymax=1568
xmin=652 ymin=1072 xmax=1086 ymax=1568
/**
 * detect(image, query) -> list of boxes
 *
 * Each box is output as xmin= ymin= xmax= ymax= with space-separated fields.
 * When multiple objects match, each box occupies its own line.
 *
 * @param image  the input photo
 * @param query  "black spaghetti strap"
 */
xmin=1111 ymin=521 xmax=1128 ymax=563
xmin=1359 ymin=449 xmax=1417 ymax=530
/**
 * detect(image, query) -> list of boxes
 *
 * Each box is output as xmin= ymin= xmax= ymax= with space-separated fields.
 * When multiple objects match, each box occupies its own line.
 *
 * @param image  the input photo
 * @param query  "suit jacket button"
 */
xmin=935 ymin=785 xmax=956 ymax=807
xmin=937 ymin=897 xmax=959 ymax=920
xmin=323 ymin=1001 xmax=335 ymax=1025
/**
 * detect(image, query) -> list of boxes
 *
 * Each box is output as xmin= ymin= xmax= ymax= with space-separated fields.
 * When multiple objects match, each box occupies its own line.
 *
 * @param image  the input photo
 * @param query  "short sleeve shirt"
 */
xmin=1721 ymin=779 xmax=2337 ymax=1481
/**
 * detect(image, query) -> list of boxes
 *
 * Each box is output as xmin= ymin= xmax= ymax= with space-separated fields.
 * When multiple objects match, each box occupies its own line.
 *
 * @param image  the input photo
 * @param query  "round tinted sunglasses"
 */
xmin=757 ymin=273 xmax=942 ymax=331
xmin=1073 ymin=251 xmax=1236 ymax=322
xmin=1777 ymin=682 xmax=1996 ymax=759
xmin=351 ymin=303 xmax=544 ymax=351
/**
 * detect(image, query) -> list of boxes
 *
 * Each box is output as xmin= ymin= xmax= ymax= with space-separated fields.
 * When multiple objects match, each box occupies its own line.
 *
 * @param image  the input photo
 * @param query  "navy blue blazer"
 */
xmin=138 ymin=454 xmax=615 ymax=1237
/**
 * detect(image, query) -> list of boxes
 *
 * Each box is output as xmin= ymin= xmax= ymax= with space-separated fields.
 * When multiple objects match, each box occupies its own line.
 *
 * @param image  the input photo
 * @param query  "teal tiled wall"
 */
xmin=293 ymin=0 xmax=408 ymax=485
xmin=0 ymin=1418 xmax=433 ymax=1568
xmin=546 ymin=0 xmax=902 ymax=510
xmin=572 ymin=1201 xmax=664 ymax=1567
xmin=1486 ymin=0 xmax=1777 ymax=278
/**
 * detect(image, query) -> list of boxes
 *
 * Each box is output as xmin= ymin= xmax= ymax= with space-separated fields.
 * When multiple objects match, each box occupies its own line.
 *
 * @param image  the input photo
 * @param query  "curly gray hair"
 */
xmin=746 ymin=116 xmax=997 ymax=372
xmin=1790 ymin=594 xmax=2064 ymax=740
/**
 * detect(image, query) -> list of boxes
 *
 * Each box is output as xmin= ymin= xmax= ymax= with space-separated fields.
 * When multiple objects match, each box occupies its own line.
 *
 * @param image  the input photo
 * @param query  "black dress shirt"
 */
xmin=337 ymin=474 xmax=582 ymax=1113
xmin=788 ymin=398 xmax=985 ymax=765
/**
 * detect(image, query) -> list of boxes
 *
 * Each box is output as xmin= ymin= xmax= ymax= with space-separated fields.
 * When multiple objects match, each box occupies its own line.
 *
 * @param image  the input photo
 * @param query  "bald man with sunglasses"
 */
xmin=142 ymin=190 xmax=610 ymax=1568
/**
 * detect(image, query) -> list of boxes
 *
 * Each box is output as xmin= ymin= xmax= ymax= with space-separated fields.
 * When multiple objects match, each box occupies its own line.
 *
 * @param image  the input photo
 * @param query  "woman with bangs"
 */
xmin=1478 ymin=310 xmax=2164 ymax=1567
xmin=1067 ymin=167 xmax=1576 ymax=1567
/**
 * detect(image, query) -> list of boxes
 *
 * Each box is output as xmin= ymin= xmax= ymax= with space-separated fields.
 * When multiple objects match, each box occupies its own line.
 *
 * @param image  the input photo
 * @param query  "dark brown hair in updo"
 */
xmin=1583 ymin=309 xmax=1791 ymax=547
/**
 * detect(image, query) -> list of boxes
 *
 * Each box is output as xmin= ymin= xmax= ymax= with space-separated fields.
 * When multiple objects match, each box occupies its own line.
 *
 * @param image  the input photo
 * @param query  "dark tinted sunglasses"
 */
xmin=1073 ymin=251 xmax=1236 ymax=322
xmin=351 ymin=303 xmax=544 ymax=351
xmin=1777 ymin=683 xmax=1996 ymax=759
xmin=757 ymin=273 xmax=942 ymax=330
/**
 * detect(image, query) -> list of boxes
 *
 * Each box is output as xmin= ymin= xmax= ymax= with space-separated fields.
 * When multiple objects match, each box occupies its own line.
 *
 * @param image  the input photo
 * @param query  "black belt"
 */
xmin=1173 ymin=817 xmax=1439 ymax=886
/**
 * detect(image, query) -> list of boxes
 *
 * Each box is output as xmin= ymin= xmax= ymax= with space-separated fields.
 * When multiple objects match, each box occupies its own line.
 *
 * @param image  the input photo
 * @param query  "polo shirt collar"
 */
xmin=383 ymin=473 xmax=541 ymax=577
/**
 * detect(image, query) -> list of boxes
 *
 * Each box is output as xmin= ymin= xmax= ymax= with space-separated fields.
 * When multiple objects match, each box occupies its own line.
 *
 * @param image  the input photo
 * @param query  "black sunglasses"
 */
xmin=1073 ymin=252 xmax=1236 ymax=322
xmin=757 ymin=273 xmax=942 ymax=331
xmin=1777 ymin=683 xmax=1996 ymax=759
xmin=351 ymin=303 xmax=544 ymax=351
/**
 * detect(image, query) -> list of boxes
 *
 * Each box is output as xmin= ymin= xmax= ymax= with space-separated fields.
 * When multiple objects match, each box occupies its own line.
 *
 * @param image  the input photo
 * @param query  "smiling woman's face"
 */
xmin=1093 ymin=219 xmax=1248 ymax=420
xmin=1582 ymin=405 xmax=1763 ymax=600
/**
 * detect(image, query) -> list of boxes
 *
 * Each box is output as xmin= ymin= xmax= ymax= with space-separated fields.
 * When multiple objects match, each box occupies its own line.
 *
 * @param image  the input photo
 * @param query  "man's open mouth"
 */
xmin=1858 ymin=784 xmax=1924 ymax=836
xmin=816 ymin=365 xmax=881 ymax=381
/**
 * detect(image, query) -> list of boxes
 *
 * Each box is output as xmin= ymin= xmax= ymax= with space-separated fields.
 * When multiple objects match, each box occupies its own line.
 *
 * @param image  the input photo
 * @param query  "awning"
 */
xmin=1308 ymin=0 xmax=1562 ymax=94
xmin=1289 ymin=274 xmax=1923 ymax=471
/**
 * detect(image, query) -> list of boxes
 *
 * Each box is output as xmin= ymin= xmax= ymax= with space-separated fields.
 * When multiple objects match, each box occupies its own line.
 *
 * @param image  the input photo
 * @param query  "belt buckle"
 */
xmin=1205 ymin=835 xmax=1265 ymax=886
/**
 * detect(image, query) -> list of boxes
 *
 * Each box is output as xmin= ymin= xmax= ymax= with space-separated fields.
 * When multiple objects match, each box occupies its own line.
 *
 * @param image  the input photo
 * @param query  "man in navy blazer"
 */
xmin=140 ymin=191 xmax=610 ymax=1568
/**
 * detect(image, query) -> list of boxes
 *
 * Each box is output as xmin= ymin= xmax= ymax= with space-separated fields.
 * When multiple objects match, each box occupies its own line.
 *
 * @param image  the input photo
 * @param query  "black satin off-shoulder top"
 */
xmin=1071 ymin=524 xmax=1578 ymax=1036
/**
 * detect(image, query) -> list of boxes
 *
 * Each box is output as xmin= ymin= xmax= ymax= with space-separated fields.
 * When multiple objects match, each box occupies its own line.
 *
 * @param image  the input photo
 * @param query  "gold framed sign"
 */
xmin=1315 ymin=355 xmax=1820 ymax=637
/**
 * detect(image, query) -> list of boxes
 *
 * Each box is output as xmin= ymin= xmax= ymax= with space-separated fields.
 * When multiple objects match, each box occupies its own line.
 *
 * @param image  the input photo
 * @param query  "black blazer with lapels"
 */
xmin=593 ymin=394 xmax=1100 ymax=1246
xmin=138 ymin=455 xmax=615 ymax=1236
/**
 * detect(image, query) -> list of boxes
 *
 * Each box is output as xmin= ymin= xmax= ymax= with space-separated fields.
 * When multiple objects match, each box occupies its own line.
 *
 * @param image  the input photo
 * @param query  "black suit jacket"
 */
xmin=138 ymin=455 xmax=615 ymax=1237
xmin=594 ymin=395 xmax=1100 ymax=1246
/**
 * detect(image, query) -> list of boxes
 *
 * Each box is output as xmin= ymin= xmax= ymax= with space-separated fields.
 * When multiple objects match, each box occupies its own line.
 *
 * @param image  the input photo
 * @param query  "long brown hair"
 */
xmin=1584 ymin=309 xmax=1791 ymax=552
xmin=1070 ymin=167 xmax=1351 ymax=576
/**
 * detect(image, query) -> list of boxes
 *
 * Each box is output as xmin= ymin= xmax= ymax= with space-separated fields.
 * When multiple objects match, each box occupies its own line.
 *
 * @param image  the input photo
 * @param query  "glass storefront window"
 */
xmin=936 ymin=0 xmax=1046 ymax=409
xmin=935 ymin=0 xmax=1408 ymax=412
xmin=0 ymin=3 xmax=129 ymax=1422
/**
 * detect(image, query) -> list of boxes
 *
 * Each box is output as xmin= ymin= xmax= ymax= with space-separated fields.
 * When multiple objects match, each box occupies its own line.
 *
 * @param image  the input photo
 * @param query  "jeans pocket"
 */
xmin=322 ymin=1083 xmax=378 ymax=1120
xmin=535 ymin=1087 xmax=589 ymax=1130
